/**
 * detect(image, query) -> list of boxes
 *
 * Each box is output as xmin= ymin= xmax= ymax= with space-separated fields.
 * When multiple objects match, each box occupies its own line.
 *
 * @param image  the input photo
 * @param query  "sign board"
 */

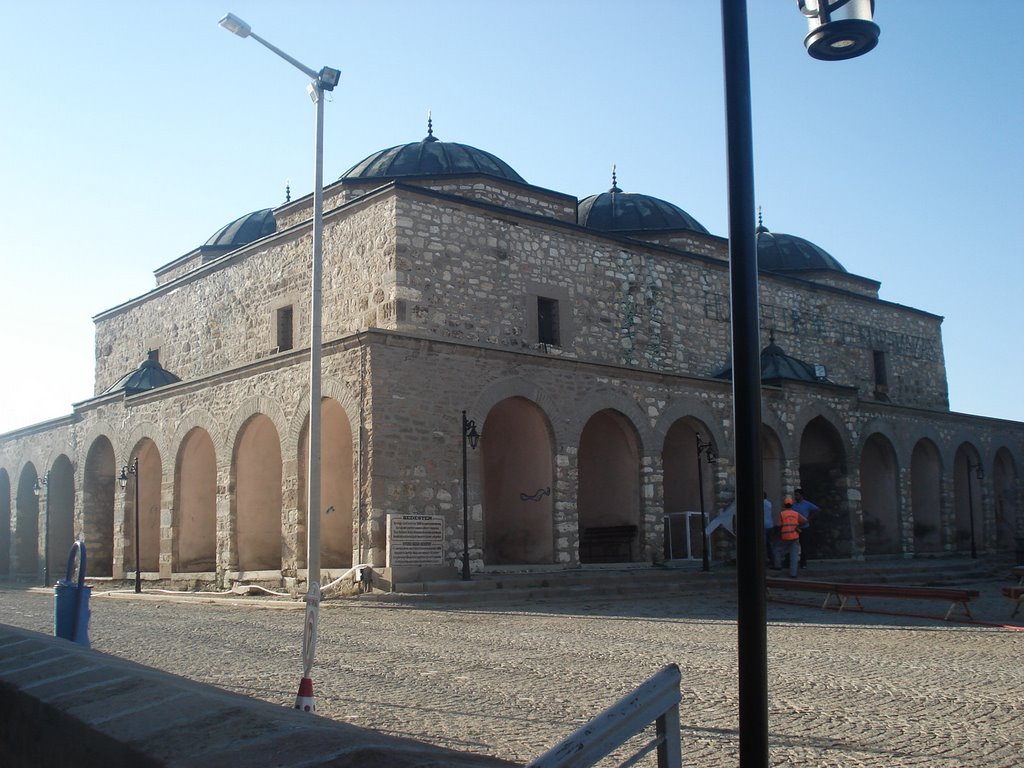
xmin=386 ymin=514 xmax=445 ymax=567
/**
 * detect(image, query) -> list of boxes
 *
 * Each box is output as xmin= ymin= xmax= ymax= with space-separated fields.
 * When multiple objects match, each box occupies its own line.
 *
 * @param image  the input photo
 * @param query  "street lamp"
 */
xmin=33 ymin=471 xmax=50 ymax=585
xmin=695 ymin=434 xmax=718 ymax=573
xmin=720 ymin=2 xmax=880 ymax=764
xmin=966 ymin=460 xmax=984 ymax=560
xmin=797 ymin=0 xmax=880 ymax=61
xmin=118 ymin=458 xmax=141 ymax=594
xmin=219 ymin=12 xmax=340 ymax=712
xmin=461 ymin=411 xmax=480 ymax=581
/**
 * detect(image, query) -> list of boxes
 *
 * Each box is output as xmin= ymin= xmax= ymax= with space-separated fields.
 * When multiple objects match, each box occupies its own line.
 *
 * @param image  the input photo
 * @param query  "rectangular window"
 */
xmin=537 ymin=297 xmax=560 ymax=346
xmin=276 ymin=306 xmax=293 ymax=352
xmin=873 ymin=350 xmax=889 ymax=400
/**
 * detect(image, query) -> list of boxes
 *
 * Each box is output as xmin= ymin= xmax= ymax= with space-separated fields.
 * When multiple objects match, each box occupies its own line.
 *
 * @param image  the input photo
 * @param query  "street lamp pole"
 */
xmin=461 ymin=411 xmax=480 ymax=581
xmin=219 ymin=12 xmax=340 ymax=711
xmin=720 ymin=3 xmax=768 ymax=763
xmin=695 ymin=434 xmax=718 ymax=573
xmin=720 ymin=4 xmax=879 ymax=763
xmin=33 ymin=471 xmax=50 ymax=585
xmin=967 ymin=461 xmax=983 ymax=559
xmin=118 ymin=458 xmax=140 ymax=594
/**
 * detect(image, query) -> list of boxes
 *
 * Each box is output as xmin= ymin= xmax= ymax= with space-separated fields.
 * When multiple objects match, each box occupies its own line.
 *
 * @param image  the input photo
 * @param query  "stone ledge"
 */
xmin=0 ymin=625 xmax=515 ymax=768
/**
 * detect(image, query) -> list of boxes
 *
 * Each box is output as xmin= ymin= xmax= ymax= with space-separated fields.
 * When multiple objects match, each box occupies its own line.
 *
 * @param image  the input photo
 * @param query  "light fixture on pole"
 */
xmin=966 ymin=460 xmax=984 ymax=560
xmin=721 ymin=2 xmax=881 ymax=764
xmin=118 ymin=458 xmax=141 ymax=594
xmin=33 ymin=470 xmax=50 ymax=585
xmin=461 ymin=411 xmax=480 ymax=581
xmin=797 ymin=0 xmax=879 ymax=61
xmin=219 ymin=12 xmax=339 ymax=713
xmin=695 ymin=434 xmax=718 ymax=573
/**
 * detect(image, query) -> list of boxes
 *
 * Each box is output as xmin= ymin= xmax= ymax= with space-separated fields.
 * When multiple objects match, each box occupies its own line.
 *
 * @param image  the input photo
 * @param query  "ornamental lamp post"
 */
xmin=966 ymin=460 xmax=984 ymax=560
xmin=797 ymin=0 xmax=880 ymax=61
xmin=33 ymin=470 xmax=50 ymax=585
xmin=695 ymin=434 xmax=718 ymax=573
xmin=461 ymin=411 xmax=480 ymax=581
xmin=118 ymin=458 xmax=140 ymax=594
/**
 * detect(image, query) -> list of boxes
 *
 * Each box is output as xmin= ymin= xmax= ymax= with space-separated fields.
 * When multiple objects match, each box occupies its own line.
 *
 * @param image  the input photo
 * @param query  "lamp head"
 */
xmin=118 ymin=467 xmax=128 ymax=489
xmin=318 ymin=66 xmax=341 ymax=91
xmin=219 ymin=12 xmax=251 ymax=38
xmin=798 ymin=0 xmax=879 ymax=61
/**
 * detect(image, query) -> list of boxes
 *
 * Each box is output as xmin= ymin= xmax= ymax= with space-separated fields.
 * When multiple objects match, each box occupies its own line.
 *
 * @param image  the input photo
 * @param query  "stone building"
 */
xmin=2 ymin=125 xmax=1022 ymax=588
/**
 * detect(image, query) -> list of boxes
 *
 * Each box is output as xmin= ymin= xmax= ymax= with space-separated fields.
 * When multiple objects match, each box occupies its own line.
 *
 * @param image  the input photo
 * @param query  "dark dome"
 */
xmin=578 ymin=177 xmax=708 ymax=234
xmin=204 ymin=209 xmax=276 ymax=250
xmin=103 ymin=351 xmax=181 ymax=396
xmin=342 ymin=122 xmax=525 ymax=184
xmin=756 ymin=219 xmax=846 ymax=273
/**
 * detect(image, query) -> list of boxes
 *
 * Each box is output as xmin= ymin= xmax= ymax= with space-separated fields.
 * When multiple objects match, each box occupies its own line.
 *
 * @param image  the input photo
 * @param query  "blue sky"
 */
xmin=1 ymin=1 xmax=1021 ymax=434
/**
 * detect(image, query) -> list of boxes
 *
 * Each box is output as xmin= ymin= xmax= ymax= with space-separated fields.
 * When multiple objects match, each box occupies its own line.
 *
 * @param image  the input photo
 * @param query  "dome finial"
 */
xmin=609 ymin=164 xmax=622 ymax=194
xmin=423 ymin=110 xmax=438 ymax=143
xmin=285 ymin=179 xmax=291 ymax=204
xmin=755 ymin=205 xmax=768 ymax=235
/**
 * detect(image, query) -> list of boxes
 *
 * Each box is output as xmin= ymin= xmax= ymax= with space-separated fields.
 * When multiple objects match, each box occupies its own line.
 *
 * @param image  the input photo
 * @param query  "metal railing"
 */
xmin=527 ymin=664 xmax=682 ymax=768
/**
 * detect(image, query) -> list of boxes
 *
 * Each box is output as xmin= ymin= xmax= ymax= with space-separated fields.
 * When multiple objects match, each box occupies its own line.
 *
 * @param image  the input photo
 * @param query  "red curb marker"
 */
xmin=294 ymin=676 xmax=315 ymax=712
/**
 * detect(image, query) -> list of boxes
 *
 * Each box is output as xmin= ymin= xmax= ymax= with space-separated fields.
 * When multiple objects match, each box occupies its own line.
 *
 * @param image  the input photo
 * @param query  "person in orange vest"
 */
xmin=778 ymin=497 xmax=809 ymax=579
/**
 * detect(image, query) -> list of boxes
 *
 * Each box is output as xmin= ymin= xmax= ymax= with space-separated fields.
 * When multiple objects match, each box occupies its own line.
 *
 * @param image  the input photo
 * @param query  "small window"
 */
xmin=276 ymin=306 xmax=293 ymax=352
xmin=537 ymin=297 xmax=560 ymax=346
xmin=873 ymin=350 xmax=889 ymax=400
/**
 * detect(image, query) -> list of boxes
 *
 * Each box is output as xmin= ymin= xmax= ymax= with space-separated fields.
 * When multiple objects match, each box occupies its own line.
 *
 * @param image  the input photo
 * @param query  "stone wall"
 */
xmin=390 ymin=189 xmax=948 ymax=411
xmin=92 ymin=196 xmax=398 ymax=397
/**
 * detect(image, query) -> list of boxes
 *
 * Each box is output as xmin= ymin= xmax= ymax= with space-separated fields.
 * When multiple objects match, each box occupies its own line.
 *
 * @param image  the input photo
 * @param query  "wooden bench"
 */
xmin=1003 ymin=586 xmax=1024 ymax=619
xmin=766 ymin=578 xmax=979 ymax=621
xmin=765 ymin=578 xmax=842 ymax=609
xmin=580 ymin=525 xmax=637 ymax=563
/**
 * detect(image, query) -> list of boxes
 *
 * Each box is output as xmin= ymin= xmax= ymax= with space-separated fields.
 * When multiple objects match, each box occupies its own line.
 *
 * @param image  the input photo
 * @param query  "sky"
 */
xmin=1 ymin=1 xmax=1021 ymax=435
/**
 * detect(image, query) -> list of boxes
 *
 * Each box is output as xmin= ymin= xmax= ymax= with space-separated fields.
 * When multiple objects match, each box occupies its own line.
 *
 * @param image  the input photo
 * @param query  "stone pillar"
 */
xmin=640 ymin=451 xmax=665 ymax=565
xmin=553 ymin=445 xmax=579 ymax=566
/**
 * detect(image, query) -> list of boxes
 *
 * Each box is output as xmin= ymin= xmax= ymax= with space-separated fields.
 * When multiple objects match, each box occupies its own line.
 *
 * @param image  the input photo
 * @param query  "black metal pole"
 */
xmin=133 ymin=458 xmax=141 ymax=594
xmin=43 ymin=480 xmax=50 ymax=586
xmin=966 ymin=463 xmax=977 ymax=560
xmin=721 ymin=1 xmax=768 ymax=765
xmin=696 ymin=437 xmax=710 ymax=573
xmin=461 ymin=411 xmax=471 ymax=581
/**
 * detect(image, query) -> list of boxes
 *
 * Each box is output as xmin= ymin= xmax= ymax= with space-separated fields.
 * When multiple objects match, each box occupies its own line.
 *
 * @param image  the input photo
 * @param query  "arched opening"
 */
xmin=481 ymin=397 xmax=554 ymax=565
xmin=15 ymin=464 xmax=39 ymax=579
xmin=233 ymin=414 xmax=283 ymax=571
xmin=910 ymin=439 xmax=943 ymax=554
xmin=993 ymin=448 xmax=1019 ymax=552
xmin=953 ymin=443 xmax=984 ymax=555
xmin=798 ymin=416 xmax=850 ymax=558
xmin=299 ymin=399 xmax=355 ymax=570
xmin=124 ymin=439 xmax=163 ymax=574
xmin=83 ymin=437 xmax=116 ymax=577
xmin=175 ymin=428 xmax=217 ymax=572
xmin=47 ymin=455 xmax=76 ymax=581
xmin=0 ymin=470 xmax=11 ymax=576
xmin=578 ymin=409 xmax=641 ymax=563
xmin=662 ymin=419 xmax=718 ymax=562
xmin=860 ymin=433 xmax=900 ymax=555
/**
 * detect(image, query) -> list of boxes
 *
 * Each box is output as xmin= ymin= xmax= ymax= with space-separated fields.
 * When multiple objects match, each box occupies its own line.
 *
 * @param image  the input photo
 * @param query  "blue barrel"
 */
xmin=54 ymin=541 xmax=91 ymax=648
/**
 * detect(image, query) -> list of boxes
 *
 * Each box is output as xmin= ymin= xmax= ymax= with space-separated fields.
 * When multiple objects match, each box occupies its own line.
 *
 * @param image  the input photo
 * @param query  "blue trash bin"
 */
xmin=54 ymin=541 xmax=91 ymax=648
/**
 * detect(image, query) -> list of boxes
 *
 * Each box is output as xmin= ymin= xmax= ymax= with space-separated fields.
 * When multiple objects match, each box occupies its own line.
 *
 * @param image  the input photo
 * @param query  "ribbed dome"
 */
xmin=716 ymin=338 xmax=827 ymax=384
xmin=204 ymin=209 xmax=276 ymax=250
xmin=103 ymin=351 xmax=181 ymax=396
xmin=342 ymin=121 xmax=525 ymax=184
xmin=578 ymin=175 xmax=708 ymax=234
xmin=756 ymin=218 xmax=846 ymax=274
